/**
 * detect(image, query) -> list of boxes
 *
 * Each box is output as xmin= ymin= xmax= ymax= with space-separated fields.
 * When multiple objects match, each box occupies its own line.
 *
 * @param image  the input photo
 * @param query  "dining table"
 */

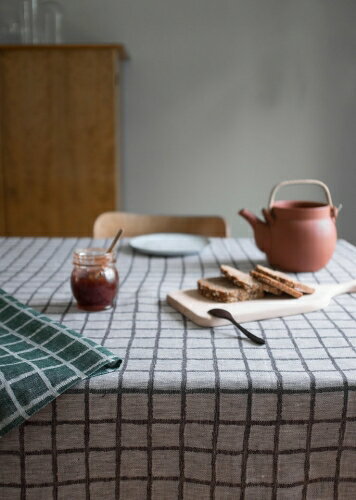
xmin=0 ymin=236 xmax=356 ymax=500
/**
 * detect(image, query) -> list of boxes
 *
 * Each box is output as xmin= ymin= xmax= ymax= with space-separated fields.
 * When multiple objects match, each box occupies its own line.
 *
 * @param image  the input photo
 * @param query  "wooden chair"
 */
xmin=93 ymin=212 xmax=230 ymax=238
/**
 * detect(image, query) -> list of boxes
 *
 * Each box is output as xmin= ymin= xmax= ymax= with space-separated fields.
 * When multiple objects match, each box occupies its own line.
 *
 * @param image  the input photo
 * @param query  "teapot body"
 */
xmin=239 ymin=180 xmax=340 ymax=272
xmin=265 ymin=201 xmax=337 ymax=272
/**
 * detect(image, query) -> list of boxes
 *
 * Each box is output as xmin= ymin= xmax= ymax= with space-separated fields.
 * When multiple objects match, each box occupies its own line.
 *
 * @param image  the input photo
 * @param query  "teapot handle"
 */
xmin=268 ymin=179 xmax=339 ymax=217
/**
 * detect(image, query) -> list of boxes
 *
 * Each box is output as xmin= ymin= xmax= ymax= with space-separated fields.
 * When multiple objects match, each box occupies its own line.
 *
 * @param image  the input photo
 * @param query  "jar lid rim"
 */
xmin=74 ymin=247 xmax=108 ymax=256
xmin=73 ymin=247 xmax=116 ymax=265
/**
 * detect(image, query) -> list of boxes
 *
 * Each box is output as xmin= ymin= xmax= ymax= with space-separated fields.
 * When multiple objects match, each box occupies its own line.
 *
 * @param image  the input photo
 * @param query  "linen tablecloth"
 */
xmin=0 ymin=237 xmax=355 ymax=500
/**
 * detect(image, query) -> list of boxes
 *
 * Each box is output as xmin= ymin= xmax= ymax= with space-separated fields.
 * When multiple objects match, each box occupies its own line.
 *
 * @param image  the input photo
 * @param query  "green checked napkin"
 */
xmin=0 ymin=288 xmax=121 ymax=437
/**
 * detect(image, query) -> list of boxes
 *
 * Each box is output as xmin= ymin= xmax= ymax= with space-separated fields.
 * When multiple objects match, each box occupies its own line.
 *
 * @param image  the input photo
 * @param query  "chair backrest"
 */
xmin=93 ymin=212 xmax=230 ymax=238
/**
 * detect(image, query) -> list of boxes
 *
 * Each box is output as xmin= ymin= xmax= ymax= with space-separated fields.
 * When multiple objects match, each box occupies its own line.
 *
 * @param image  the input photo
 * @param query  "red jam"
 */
xmin=70 ymin=248 xmax=119 ymax=311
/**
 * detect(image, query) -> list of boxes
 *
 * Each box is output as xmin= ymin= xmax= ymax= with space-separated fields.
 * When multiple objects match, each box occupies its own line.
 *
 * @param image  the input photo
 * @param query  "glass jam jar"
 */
xmin=70 ymin=248 xmax=119 ymax=311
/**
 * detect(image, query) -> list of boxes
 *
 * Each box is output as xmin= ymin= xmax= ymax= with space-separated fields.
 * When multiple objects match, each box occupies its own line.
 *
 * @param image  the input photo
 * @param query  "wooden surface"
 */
xmin=0 ymin=107 xmax=5 ymax=234
xmin=167 ymin=280 xmax=356 ymax=326
xmin=93 ymin=212 xmax=230 ymax=238
xmin=0 ymin=44 xmax=129 ymax=59
xmin=0 ymin=46 xmax=124 ymax=236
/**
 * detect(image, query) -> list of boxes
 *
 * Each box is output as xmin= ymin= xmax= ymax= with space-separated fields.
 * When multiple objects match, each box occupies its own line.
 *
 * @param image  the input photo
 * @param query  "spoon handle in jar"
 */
xmin=107 ymin=228 xmax=123 ymax=254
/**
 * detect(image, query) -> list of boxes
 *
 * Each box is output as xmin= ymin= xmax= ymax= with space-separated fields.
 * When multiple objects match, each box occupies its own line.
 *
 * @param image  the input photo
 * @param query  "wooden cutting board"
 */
xmin=167 ymin=280 xmax=356 ymax=327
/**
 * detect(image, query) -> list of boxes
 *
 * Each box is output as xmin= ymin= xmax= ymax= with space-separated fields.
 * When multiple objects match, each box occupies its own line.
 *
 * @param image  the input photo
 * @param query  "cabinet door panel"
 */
xmin=1 ymin=48 xmax=118 ymax=236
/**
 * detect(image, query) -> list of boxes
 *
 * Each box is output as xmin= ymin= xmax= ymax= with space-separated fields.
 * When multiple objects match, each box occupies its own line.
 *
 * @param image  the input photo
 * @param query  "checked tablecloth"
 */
xmin=0 ymin=237 xmax=356 ymax=500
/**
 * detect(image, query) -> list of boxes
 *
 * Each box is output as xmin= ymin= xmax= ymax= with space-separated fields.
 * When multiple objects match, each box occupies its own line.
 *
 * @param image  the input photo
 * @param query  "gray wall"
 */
xmin=3 ymin=0 xmax=356 ymax=241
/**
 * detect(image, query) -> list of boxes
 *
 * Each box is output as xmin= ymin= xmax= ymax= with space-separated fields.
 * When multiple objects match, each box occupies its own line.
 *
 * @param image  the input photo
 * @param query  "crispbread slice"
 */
xmin=259 ymin=282 xmax=283 ymax=296
xmin=250 ymin=271 xmax=303 ymax=298
xmin=255 ymin=265 xmax=315 ymax=294
xmin=197 ymin=277 xmax=264 ymax=303
xmin=221 ymin=264 xmax=282 ymax=296
xmin=220 ymin=265 xmax=263 ymax=291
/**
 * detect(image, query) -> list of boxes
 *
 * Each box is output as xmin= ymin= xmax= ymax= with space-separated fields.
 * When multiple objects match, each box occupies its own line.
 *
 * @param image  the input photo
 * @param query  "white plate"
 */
xmin=129 ymin=233 xmax=209 ymax=256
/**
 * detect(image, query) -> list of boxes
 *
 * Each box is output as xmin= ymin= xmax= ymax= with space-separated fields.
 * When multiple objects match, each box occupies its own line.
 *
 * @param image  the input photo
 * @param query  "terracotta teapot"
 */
xmin=239 ymin=179 xmax=340 ymax=272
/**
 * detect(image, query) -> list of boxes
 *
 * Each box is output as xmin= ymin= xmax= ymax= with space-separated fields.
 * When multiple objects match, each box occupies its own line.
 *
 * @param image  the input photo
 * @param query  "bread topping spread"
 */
xmin=71 ymin=248 xmax=118 ymax=311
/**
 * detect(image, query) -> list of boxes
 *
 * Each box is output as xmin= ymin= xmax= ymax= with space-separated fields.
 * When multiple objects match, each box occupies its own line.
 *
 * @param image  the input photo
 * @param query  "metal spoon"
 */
xmin=208 ymin=308 xmax=265 ymax=345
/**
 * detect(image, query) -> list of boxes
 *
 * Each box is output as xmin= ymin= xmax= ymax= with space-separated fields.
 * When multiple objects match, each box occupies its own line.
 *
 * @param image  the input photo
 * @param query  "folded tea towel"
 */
xmin=0 ymin=288 xmax=121 ymax=437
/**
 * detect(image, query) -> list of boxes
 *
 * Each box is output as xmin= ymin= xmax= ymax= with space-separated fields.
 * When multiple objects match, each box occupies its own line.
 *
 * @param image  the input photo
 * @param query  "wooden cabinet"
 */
xmin=0 ymin=44 xmax=127 ymax=236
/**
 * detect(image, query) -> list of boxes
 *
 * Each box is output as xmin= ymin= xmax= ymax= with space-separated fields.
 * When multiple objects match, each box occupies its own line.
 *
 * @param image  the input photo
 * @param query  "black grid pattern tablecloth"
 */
xmin=0 ymin=237 xmax=356 ymax=500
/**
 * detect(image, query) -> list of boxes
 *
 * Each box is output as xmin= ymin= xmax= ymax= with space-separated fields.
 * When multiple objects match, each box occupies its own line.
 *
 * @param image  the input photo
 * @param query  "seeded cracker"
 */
xmin=220 ymin=265 xmax=262 ymax=291
xmin=221 ymin=265 xmax=282 ymax=296
xmin=250 ymin=271 xmax=303 ymax=298
xmin=255 ymin=265 xmax=315 ymax=294
xmin=198 ymin=277 xmax=264 ymax=303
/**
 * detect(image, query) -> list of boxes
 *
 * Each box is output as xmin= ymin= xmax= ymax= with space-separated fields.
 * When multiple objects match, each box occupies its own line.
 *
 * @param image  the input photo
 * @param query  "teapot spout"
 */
xmin=238 ymin=209 xmax=271 ymax=253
